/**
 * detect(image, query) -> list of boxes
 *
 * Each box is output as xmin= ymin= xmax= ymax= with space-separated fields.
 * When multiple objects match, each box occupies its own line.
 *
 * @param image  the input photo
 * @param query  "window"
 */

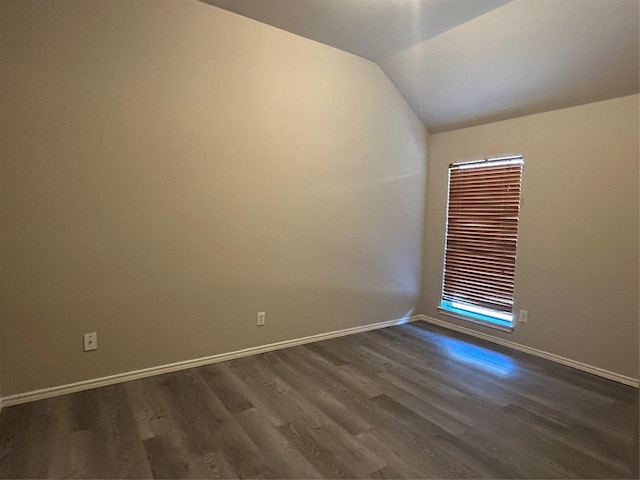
xmin=439 ymin=156 xmax=524 ymax=331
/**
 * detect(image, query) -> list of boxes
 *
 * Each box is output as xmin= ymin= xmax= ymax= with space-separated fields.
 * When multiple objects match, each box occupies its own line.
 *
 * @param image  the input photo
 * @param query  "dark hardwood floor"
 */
xmin=1 ymin=321 xmax=638 ymax=478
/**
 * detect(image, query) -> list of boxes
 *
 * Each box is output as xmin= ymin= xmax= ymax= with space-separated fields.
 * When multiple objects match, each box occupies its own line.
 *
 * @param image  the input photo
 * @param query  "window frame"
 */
xmin=438 ymin=155 xmax=524 ymax=332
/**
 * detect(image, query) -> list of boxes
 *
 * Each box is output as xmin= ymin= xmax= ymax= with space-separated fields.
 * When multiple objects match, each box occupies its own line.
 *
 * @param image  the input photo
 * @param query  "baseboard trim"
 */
xmin=418 ymin=315 xmax=639 ymax=388
xmin=1 ymin=314 xmax=419 ymax=408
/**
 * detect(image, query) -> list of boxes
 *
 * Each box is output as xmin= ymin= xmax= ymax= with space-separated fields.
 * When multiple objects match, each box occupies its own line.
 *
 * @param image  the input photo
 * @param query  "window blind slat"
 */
xmin=443 ymin=264 xmax=516 ymax=276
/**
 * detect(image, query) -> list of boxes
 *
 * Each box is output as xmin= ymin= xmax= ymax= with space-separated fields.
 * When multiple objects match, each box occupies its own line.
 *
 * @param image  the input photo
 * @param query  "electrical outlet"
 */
xmin=257 ymin=312 xmax=266 ymax=326
xmin=84 ymin=332 xmax=98 ymax=351
xmin=518 ymin=310 xmax=528 ymax=323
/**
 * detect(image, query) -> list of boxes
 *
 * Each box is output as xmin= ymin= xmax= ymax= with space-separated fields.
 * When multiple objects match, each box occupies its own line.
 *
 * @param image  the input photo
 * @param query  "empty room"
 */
xmin=0 ymin=0 xmax=638 ymax=478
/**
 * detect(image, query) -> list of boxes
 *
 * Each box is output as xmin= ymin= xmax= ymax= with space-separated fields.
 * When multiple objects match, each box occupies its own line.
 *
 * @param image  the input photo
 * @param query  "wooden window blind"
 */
xmin=441 ymin=156 xmax=523 ymax=325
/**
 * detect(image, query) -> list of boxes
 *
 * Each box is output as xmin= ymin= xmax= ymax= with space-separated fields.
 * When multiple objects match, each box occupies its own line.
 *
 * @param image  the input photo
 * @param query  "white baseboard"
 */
xmin=4 ymin=312 xmax=634 ymax=410
xmin=0 ymin=314 xmax=419 ymax=408
xmin=418 ymin=315 xmax=639 ymax=388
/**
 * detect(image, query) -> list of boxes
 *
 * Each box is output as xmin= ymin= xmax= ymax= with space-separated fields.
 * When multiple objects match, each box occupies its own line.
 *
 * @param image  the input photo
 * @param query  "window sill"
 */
xmin=437 ymin=307 xmax=514 ymax=333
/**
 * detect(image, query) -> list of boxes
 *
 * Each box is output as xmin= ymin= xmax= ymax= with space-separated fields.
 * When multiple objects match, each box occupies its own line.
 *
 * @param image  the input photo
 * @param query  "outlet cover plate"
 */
xmin=518 ymin=310 xmax=528 ymax=323
xmin=84 ymin=332 xmax=98 ymax=351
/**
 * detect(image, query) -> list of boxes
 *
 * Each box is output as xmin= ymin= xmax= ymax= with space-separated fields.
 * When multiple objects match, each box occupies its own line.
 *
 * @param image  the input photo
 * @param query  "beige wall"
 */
xmin=0 ymin=0 xmax=427 ymax=396
xmin=1 ymin=0 xmax=635 ymax=400
xmin=422 ymin=95 xmax=639 ymax=380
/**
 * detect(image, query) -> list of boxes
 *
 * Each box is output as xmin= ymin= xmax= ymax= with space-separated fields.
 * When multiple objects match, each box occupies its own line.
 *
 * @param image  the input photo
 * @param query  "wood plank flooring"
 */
xmin=1 ymin=321 xmax=638 ymax=478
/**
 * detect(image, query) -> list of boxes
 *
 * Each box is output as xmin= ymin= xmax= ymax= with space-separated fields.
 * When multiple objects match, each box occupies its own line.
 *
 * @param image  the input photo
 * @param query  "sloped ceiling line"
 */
xmin=200 ymin=0 xmax=640 ymax=132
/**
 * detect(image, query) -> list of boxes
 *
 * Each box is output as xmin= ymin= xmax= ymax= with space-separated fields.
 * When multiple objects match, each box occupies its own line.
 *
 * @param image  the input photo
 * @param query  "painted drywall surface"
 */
xmin=422 ymin=95 xmax=639 ymax=379
xmin=0 ymin=0 xmax=427 ymax=396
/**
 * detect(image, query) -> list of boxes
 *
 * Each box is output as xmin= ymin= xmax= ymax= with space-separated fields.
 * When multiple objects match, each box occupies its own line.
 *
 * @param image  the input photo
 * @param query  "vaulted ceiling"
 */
xmin=201 ymin=0 xmax=639 ymax=132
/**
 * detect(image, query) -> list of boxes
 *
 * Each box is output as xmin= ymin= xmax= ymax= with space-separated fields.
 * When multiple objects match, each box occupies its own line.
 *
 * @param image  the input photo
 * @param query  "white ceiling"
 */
xmin=200 ymin=0 xmax=640 ymax=132
xmin=200 ymin=0 xmax=512 ymax=61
